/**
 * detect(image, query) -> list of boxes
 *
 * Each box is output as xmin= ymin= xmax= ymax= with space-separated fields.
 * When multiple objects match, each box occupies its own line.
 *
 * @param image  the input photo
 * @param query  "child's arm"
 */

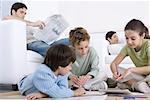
xmin=119 ymin=56 xmax=150 ymax=80
xmin=110 ymin=52 xmax=126 ymax=80
xmin=73 ymin=87 xmax=86 ymax=96
xmin=26 ymin=92 xmax=48 ymax=100
xmin=33 ymin=72 xmax=75 ymax=98
xmin=69 ymin=75 xmax=81 ymax=87
xmin=124 ymin=66 xmax=150 ymax=75
xmin=78 ymin=75 xmax=93 ymax=85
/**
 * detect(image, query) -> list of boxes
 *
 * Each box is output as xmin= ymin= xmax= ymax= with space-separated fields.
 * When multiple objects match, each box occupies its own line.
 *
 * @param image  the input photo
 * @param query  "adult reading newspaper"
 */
xmin=34 ymin=14 xmax=69 ymax=45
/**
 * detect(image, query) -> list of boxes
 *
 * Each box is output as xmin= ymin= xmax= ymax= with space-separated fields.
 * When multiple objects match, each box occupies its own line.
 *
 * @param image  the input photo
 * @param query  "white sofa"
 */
xmin=0 ymin=20 xmax=135 ymax=85
xmin=0 ymin=20 xmax=27 ymax=84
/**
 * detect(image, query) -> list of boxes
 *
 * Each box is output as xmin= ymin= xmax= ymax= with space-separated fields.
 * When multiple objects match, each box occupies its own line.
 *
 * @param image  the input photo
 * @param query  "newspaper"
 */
xmin=34 ymin=15 xmax=69 ymax=44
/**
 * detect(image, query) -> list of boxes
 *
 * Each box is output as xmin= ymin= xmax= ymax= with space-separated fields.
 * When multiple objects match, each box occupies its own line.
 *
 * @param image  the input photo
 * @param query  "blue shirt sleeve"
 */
xmin=32 ymin=66 xmax=74 ymax=98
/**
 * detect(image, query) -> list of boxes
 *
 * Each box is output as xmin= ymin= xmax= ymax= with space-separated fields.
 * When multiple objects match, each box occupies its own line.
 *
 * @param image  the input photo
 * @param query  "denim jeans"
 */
xmin=51 ymin=38 xmax=70 ymax=46
xmin=27 ymin=38 xmax=70 ymax=57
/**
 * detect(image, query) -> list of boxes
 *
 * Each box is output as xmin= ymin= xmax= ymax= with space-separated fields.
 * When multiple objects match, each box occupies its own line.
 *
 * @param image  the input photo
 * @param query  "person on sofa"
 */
xmin=110 ymin=19 xmax=150 ymax=93
xmin=3 ymin=2 xmax=69 ymax=57
xmin=18 ymin=44 xmax=86 ymax=99
xmin=3 ymin=2 xmax=45 ymax=29
xmin=105 ymin=31 xmax=124 ymax=56
xmin=68 ymin=27 xmax=108 ymax=91
xmin=105 ymin=31 xmax=119 ymax=44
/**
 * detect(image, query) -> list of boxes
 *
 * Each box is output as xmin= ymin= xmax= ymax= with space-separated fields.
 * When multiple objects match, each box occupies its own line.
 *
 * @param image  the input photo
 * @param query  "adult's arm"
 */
xmin=3 ymin=16 xmax=45 ymax=29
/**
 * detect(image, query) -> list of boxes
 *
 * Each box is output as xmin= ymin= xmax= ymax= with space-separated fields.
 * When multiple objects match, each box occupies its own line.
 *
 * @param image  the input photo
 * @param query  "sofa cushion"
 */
xmin=27 ymin=50 xmax=44 ymax=63
xmin=27 ymin=50 xmax=44 ymax=74
xmin=0 ymin=20 xmax=27 ymax=84
xmin=105 ymin=55 xmax=134 ymax=65
xmin=107 ymin=44 xmax=124 ymax=55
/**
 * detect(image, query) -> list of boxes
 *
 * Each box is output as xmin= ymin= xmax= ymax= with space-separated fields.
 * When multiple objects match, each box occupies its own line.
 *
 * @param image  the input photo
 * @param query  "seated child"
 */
xmin=18 ymin=44 xmax=86 ymax=99
xmin=68 ymin=27 xmax=108 ymax=91
xmin=110 ymin=19 xmax=150 ymax=93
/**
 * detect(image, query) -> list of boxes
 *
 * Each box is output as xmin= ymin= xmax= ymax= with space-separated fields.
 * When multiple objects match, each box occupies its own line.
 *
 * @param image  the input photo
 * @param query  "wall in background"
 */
xmin=58 ymin=1 xmax=149 ymax=32
xmin=23 ymin=1 xmax=59 ymax=21
xmin=0 ymin=0 xmax=22 ymax=19
xmin=21 ymin=1 xmax=150 ymax=33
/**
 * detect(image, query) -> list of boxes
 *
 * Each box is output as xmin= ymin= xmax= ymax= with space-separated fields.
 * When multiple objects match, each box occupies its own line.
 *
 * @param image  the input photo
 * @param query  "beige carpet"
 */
xmin=0 ymin=91 xmax=25 ymax=99
xmin=0 ymin=91 xmax=150 ymax=100
xmin=0 ymin=91 xmax=107 ymax=100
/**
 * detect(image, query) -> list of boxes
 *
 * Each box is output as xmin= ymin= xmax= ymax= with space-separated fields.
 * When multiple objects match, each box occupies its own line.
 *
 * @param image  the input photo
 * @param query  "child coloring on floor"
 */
xmin=18 ymin=44 xmax=85 ymax=99
xmin=110 ymin=19 xmax=150 ymax=93
xmin=68 ymin=27 xmax=108 ymax=91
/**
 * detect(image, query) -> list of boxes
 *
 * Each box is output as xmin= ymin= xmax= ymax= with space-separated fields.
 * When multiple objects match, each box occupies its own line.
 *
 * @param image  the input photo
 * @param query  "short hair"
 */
xmin=10 ymin=2 xmax=27 ymax=15
xmin=105 ymin=31 xmax=116 ymax=40
xmin=69 ymin=27 xmax=90 ymax=46
xmin=43 ymin=44 xmax=76 ymax=72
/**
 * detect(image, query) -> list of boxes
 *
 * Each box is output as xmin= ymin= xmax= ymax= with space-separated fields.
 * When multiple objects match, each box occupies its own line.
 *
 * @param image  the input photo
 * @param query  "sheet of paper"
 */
xmin=99 ymin=88 xmax=131 ymax=94
xmin=85 ymin=91 xmax=106 ymax=96
xmin=51 ymin=94 xmax=108 ymax=100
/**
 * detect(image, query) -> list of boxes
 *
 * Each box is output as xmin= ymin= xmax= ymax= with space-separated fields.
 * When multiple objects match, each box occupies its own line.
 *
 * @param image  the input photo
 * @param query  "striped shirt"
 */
xmin=18 ymin=64 xmax=74 ymax=98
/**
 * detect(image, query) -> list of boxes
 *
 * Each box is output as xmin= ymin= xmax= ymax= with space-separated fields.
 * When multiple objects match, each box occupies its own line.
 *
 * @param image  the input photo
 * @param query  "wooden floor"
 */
xmin=0 ymin=85 xmax=149 ymax=100
xmin=0 ymin=91 xmax=150 ymax=100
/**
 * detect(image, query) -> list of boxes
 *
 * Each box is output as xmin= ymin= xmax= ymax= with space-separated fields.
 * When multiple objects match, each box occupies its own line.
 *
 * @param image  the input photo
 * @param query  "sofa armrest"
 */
xmin=0 ymin=20 xmax=27 ymax=84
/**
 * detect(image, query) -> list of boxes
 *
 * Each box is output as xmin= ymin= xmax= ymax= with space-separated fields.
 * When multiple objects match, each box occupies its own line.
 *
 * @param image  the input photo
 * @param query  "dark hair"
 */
xmin=11 ymin=2 xmax=27 ymax=15
xmin=105 ymin=31 xmax=116 ymax=40
xmin=43 ymin=44 xmax=76 ymax=72
xmin=144 ymin=26 xmax=150 ymax=39
xmin=69 ymin=27 xmax=90 ymax=46
xmin=124 ymin=19 xmax=150 ymax=39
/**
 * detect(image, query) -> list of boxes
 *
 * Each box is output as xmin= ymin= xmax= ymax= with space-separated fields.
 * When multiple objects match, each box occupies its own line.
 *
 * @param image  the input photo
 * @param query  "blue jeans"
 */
xmin=27 ymin=38 xmax=70 ymax=57
xmin=51 ymin=38 xmax=70 ymax=46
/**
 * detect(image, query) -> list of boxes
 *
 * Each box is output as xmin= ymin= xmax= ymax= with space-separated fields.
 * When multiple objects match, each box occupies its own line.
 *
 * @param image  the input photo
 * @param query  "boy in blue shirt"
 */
xmin=18 ymin=44 xmax=85 ymax=99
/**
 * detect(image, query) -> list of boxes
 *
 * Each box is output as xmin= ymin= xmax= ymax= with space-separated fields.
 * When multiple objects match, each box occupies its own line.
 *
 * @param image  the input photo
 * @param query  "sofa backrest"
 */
xmin=90 ymin=33 xmax=109 ymax=72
